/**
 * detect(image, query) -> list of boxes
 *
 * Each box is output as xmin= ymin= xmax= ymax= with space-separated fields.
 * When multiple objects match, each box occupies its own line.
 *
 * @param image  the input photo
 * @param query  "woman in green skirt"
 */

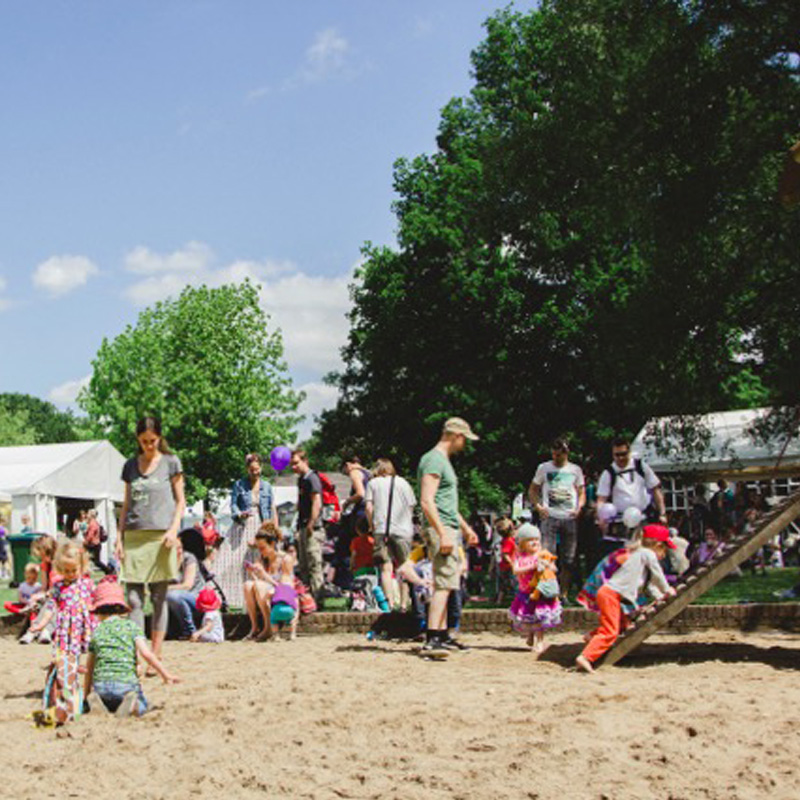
xmin=116 ymin=416 xmax=186 ymax=663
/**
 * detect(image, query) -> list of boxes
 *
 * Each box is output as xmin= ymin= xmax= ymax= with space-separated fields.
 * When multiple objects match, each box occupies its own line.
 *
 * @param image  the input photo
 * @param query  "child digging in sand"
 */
xmin=508 ymin=524 xmax=562 ymax=657
xmin=86 ymin=578 xmax=179 ymax=716
xmin=576 ymin=524 xmax=676 ymax=673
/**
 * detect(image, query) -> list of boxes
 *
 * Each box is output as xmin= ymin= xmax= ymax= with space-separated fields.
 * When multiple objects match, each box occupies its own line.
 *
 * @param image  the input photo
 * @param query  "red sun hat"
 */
xmin=196 ymin=586 xmax=221 ymax=613
xmin=91 ymin=577 xmax=130 ymax=611
xmin=642 ymin=524 xmax=677 ymax=550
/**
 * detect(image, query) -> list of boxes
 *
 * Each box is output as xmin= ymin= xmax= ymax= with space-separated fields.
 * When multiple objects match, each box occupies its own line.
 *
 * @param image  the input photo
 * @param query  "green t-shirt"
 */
xmin=89 ymin=616 xmax=144 ymax=684
xmin=417 ymin=448 xmax=460 ymax=529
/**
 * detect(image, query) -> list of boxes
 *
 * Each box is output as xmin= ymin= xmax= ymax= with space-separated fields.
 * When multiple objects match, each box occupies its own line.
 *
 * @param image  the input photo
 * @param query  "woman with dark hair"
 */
xmin=116 ymin=416 xmax=186 ymax=664
xmin=216 ymin=453 xmax=278 ymax=608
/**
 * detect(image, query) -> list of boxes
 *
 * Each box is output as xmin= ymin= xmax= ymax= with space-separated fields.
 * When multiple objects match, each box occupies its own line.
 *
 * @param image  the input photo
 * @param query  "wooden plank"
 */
xmin=598 ymin=490 xmax=800 ymax=668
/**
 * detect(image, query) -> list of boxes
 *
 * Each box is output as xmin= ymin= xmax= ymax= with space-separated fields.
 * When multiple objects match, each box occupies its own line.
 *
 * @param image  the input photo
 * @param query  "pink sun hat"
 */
xmin=91 ymin=577 xmax=130 ymax=611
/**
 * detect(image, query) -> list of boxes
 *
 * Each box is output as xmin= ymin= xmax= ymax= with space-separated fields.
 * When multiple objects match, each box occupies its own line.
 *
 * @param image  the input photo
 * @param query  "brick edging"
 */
xmin=4 ymin=603 xmax=799 ymax=638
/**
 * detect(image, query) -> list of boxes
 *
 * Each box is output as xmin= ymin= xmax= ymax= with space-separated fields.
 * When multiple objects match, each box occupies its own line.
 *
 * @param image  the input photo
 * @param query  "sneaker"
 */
xmin=441 ymin=636 xmax=470 ymax=652
xmin=418 ymin=640 xmax=449 ymax=660
xmin=18 ymin=630 xmax=36 ymax=645
xmin=116 ymin=691 xmax=140 ymax=718
xmin=38 ymin=630 xmax=52 ymax=645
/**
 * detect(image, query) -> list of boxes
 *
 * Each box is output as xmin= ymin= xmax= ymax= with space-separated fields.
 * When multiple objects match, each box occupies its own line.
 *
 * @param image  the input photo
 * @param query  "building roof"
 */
xmin=632 ymin=408 xmax=800 ymax=478
xmin=0 ymin=440 xmax=126 ymax=501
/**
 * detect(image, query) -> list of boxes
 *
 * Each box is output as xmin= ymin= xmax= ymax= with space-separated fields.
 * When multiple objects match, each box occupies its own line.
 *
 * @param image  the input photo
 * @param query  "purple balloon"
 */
xmin=270 ymin=445 xmax=292 ymax=472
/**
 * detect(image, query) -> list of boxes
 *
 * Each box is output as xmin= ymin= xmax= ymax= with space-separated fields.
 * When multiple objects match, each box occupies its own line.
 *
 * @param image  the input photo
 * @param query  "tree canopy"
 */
xmin=0 ymin=393 xmax=83 ymax=445
xmin=317 ymin=0 xmax=800 ymax=507
xmin=79 ymin=281 xmax=302 ymax=501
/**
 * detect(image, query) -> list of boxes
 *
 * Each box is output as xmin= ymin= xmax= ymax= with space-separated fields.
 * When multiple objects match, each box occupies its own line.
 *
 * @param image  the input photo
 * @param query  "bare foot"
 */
xmin=255 ymin=629 xmax=273 ymax=642
xmin=575 ymin=655 xmax=594 ymax=674
xmin=538 ymin=641 xmax=551 ymax=656
xmin=242 ymin=629 xmax=260 ymax=641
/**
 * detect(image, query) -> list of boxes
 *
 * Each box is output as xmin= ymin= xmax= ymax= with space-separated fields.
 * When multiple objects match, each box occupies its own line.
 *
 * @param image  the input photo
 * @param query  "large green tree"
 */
xmin=0 ymin=393 xmax=82 ymax=444
xmin=79 ymin=281 xmax=303 ymax=501
xmin=318 ymin=0 xmax=800 ymax=507
xmin=0 ymin=402 xmax=36 ymax=447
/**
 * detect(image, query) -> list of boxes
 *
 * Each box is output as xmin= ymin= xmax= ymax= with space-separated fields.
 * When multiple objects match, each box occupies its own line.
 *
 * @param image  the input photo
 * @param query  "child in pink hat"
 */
xmin=84 ymin=578 xmax=180 ymax=716
xmin=190 ymin=587 xmax=225 ymax=643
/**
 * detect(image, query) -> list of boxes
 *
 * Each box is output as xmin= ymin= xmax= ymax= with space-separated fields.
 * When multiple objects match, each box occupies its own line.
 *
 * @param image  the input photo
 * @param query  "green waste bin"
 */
xmin=8 ymin=533 xmax=39 ymax=586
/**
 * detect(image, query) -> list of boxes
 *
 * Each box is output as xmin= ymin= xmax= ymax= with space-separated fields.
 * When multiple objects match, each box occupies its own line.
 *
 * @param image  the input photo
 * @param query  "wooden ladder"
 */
xmin=598 ymin=489 xmax=800 ymax=668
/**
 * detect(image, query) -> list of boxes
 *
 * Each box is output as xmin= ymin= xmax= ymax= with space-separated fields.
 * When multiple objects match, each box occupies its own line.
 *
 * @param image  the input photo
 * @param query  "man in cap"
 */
xmin=417 ymin=417 xmax=479 ymax=659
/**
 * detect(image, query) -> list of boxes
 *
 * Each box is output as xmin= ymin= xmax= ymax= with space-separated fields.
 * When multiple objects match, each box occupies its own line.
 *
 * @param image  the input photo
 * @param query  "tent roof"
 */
xmin=0 ymin=440 xmax=126 ymax=501
xmin=632 ymin=408 xmax=800 ymax=478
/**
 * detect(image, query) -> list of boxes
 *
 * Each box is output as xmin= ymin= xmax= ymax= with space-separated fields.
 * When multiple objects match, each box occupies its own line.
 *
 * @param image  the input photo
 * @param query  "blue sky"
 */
xmin=0 ymin=1 xmax=533 ymax=438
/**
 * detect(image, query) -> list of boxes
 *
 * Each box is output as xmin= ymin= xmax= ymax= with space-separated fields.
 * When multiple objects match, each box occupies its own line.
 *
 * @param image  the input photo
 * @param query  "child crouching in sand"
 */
xmin=576 ymin=525 xmax=676 ymax=673
xmin=190 ymin=586 xmax=225 ymax=643
xmin=85 ymin=579 xmax=179 ymax=716
xmin=508 ymin=524 xmax=562 ymax=657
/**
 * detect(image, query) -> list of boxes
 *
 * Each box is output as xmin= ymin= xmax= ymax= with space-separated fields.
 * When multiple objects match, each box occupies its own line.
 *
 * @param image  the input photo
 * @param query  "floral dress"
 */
xmin=47 ymin=576 xmax=97 ymax=657
xmin=508 ymin=553 xmax=562 ymax=634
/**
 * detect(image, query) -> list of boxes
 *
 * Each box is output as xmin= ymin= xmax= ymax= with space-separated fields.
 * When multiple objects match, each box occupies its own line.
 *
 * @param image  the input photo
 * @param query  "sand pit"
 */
xmin=2 ymin=629 xmax=800 ymax=800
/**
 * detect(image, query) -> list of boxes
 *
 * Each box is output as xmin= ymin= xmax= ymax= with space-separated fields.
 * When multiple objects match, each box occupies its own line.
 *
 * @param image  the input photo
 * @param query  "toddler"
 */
xmin=270 ymin=550 xmax=299 ymax=641
xmin=26 ymin=541 xmax=96 ymax=656
xmin=576 ymin=525 xmax=676 ymax=673
xmin=5 ymin=563 xmax=42 ymax=616
xmin=350 ymin=515 xmax=376 ymax=575
xmin=496 ymin=518 xmax=517 ymax=603
xmin=86 ymin=578 xmax=179 ymax=716
xmin=508 ymin=524 xmax=562 ymax=656
xmin=190 ymin=586 xmax=225 ymax=643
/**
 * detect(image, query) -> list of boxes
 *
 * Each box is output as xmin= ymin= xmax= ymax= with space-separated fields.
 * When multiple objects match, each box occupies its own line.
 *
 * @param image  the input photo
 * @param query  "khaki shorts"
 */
xmin=423 ymin=527 xmax=462 ymax=591
xmin=373 ymin=534 xmax=412 ymax=566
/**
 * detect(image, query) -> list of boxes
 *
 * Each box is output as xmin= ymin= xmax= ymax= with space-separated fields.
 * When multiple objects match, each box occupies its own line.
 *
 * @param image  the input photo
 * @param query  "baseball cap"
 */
xmin=443 ymin=417 xmax=480 ymax=440
xmin=642 ymin=524 xmax=677 ymax=550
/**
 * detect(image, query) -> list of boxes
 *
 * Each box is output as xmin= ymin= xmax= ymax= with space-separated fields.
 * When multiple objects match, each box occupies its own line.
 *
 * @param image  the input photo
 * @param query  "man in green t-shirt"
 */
xmin=417 ymin=417 xmax=479 ymax=659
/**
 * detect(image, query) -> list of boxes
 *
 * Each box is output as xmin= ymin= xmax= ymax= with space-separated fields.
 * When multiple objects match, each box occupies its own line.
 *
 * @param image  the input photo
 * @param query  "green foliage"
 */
xmin=79 ymin=281 xmax=303 ymax=501
xmin=318 ymin=0 xmax=800 ymax=508
xmin=0 ymin=403 xmax=36 ymax=447
xmin=0 ymin=393 xmax=82 ymax=444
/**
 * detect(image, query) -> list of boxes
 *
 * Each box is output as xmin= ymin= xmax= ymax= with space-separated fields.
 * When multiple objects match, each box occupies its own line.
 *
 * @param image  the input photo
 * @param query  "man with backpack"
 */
xmin=596 ymin=436 xmax=667 ymax=551
xmin=290 ymin=449 xmax=325 ymax=599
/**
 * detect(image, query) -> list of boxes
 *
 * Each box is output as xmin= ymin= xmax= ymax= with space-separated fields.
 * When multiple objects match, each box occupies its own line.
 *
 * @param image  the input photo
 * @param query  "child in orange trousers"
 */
xmin=576 ymin=525 xmax=676 ymax=673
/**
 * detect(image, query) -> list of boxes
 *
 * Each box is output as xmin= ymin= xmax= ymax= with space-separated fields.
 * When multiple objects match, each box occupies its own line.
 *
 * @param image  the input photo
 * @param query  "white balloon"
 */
xmin=622 ymin=506 xmax=644 ymax=529
xmin=598 ymin=502 xmax=618 ymax=522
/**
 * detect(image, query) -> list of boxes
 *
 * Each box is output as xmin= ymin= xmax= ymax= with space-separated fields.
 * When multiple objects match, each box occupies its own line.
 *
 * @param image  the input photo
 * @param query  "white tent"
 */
xmin=0 ymin=440 xmax=125 ymax=538
xmin=633 ymin=408 xmax=800 ymax=479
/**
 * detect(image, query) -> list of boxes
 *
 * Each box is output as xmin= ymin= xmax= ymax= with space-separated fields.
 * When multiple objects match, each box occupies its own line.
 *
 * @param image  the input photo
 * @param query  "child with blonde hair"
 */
xmin=27 ymin=541 xmax=96 ymax=656
xmin=508 ymin=524 xmax=562 ymax=657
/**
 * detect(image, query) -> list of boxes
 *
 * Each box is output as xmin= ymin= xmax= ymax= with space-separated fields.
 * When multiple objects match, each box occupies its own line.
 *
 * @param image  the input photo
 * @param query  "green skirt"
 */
xmin=122 ymin=529 xmax=178 ymax=584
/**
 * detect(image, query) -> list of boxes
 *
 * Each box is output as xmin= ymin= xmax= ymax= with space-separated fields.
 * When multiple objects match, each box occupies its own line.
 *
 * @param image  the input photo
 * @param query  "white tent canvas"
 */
xmin=0 ymin=440 xmax=126 ymax=536
xmin=633 ymin=408 xmax=800 ymax=478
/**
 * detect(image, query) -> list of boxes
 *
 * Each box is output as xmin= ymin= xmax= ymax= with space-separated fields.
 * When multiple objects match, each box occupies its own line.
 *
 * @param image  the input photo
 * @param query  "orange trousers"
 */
xmin=582 ymin=584 xmax=628 ymax=663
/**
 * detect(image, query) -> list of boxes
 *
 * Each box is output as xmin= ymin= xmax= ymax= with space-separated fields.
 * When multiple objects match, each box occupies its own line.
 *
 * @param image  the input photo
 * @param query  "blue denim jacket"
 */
xmin=231 ymin=477 xmax=274 ymax=522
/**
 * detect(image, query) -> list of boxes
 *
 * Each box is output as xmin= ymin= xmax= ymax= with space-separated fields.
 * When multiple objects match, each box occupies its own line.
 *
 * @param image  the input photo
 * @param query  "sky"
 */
xmin=0 ymin=1 xmax=533 ymax=440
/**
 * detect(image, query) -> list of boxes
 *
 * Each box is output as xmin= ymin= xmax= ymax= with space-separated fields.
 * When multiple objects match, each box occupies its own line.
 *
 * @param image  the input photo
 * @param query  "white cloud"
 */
xmin=295 ymin=381 xmax=340 ymax=441
xmin=245 ymin=86 xmax=271 ymax=104
xmin=32 ymin=255 xmax=99 ymax=297
xmin=0 ymin=276 xmax=8 ymax=311
xmin=125 ymin=241 xmax=213 ymax=274
xmin=48 ymin=375 xmax=91 ymax=406
xmin=123 ymin=242 xmax=354 ymax=376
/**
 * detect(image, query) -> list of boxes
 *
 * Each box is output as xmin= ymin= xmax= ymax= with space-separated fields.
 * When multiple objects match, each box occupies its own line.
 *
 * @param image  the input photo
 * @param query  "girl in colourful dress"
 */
xmin=28 ymin=541 xmax=96 ymax=657
xmin=508 ymin=524 xmax=562 ymax=657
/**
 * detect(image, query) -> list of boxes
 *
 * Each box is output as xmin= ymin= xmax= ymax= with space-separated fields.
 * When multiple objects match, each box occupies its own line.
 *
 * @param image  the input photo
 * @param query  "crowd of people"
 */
xmin=3 ymin=413 xmax=784 ymax=723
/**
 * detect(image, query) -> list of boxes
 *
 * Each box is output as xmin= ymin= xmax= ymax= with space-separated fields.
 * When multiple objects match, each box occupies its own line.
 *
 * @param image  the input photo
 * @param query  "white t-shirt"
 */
xmin=597 ymin=457 xmax=660 ymax=514
xmin=365 ymin=475 xmax=416 ymax=540
xmin=532 ymin=461 xmax=585 ymax=520
xmin=198 ymin=610 xmax=225 ymax=643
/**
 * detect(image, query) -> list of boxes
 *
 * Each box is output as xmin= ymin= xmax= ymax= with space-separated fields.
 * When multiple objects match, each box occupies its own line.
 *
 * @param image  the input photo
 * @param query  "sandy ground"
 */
xmin=2 ymin=629 xmax=800 ymax=800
